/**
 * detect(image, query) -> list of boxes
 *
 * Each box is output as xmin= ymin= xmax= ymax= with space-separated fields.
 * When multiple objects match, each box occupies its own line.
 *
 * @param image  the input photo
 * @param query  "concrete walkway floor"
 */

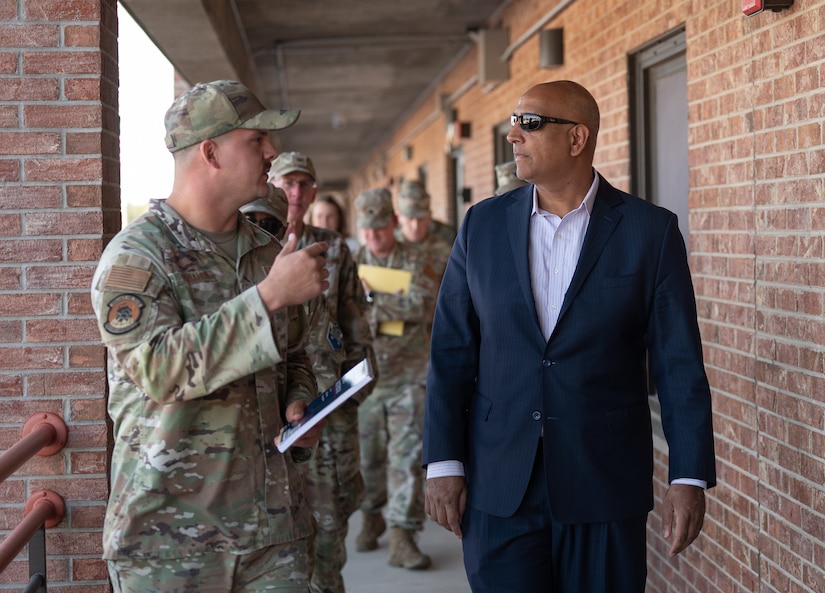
xmin=341 ymin=512 xmax=471 ymax=593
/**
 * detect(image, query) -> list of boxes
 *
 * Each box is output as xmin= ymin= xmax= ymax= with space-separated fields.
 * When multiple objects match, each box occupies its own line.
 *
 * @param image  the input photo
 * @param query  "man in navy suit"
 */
xmin=422 ymin=81 xmax=716 ymax=592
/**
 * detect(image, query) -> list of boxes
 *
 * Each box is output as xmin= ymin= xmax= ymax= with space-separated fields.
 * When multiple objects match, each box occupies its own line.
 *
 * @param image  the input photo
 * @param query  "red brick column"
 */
xmin=0 ymin=0 xmax=117 ymax=590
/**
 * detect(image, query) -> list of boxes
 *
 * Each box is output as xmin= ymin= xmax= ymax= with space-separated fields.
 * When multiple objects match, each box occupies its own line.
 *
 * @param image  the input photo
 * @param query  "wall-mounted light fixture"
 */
xmin=475 ymin=28 xmax=509 ymax=87
xmin=446 ymin=109 xmax=471 ymax=145
xmin=539 ymin=29 xmax=564 ymax=68
xmin=742 ymin=0 xmax=793 ymax=15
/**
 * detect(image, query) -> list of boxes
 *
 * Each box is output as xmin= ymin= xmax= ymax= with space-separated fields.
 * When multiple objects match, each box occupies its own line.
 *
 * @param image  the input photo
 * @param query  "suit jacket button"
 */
xmin=532 ymin=411 xmax=542 ymax=421
xmin=541 ymin=359 xmax=551 ymax=367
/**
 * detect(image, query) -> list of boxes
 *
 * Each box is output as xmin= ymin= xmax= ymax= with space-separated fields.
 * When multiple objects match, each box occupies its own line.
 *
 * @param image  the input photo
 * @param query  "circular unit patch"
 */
xmin=104 ymin=294 xmax=146 ymax=335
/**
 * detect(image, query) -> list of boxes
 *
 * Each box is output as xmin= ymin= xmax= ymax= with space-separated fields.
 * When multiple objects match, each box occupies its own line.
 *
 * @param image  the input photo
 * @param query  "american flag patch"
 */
xmin=103 ymin=266 xmax=151 ymax=292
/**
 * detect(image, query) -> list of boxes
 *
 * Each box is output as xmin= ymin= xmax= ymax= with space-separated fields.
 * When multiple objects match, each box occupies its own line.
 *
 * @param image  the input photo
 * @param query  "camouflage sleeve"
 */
xmin=429 ymin=237 xmax=452 ymax=280
xmin=91 ymin=251 xmax=283 ymax=403
xmin=284 ymin=303 xmax=317 ymax=407
xmin=337 ymin=243 xmax=378 ymax=402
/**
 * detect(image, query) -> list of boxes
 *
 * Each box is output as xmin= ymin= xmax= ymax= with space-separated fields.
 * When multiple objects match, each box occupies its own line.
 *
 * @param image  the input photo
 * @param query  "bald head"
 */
xmin=507 ymin=81 xmax=601 ymax=209
xmin=524 ymin=81 xmax=600 ymax=147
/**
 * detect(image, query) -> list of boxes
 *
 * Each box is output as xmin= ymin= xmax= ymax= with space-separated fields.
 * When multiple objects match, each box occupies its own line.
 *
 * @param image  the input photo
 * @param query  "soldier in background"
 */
xmin=430 ymin=217 xmax=457 ymax=245
xmin=394 ymin=179 xmax=452 ymax=278
xmin=352 ymin=188 xmax=439 ymax=570
xmin=269 ymin=151 xmax=377 ymax=593
xmin=494 ymin=159 xmax=528 ymax=195
xmin=240 ymin=183 xmax=289 ymax=241
xmin=394 ymin=179 xmax=456 ymax=246
xmin=91 ymin=80 xmax=329 ymax=592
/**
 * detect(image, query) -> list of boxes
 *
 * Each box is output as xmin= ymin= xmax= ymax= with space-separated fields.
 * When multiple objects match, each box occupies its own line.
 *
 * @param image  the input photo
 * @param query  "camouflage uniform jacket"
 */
xmin=297 ymin=224 xmax=377 ymax=399
xmin=354 ymin=242 xmax=440 ymax=385
xmin=90 ymin=199 xmax=316 ymax=561
xmin=400 ymin=233 xmax=452 ymax=280
xmin=430 ymin=218 xmax=457 ymax=246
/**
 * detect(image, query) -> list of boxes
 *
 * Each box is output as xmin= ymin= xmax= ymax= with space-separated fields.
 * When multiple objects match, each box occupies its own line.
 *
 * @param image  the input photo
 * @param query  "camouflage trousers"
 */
xmin=107 ymin=540 xmax=310 ymax=592
xmin=358 ymin=379 xmax=426 ymax=531
xmin=305 ymin=401 xmax=365 ymax=593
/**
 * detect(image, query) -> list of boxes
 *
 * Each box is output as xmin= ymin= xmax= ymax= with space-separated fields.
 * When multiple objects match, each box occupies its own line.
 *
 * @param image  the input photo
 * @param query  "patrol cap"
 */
xmin=270 ymin=151 xmax=317 ymax=181
xmin=494 ymin=160 xmax=528 ymax=196
xmin=355 ymin=187 xmax=394 ymax=229
xmin=164 ymin=80 xmax=300 ymax=153
xmin=397 ymin=179 xmax=430 ymax=218
xmin=240 ymin=184 xmax=288 ymax=223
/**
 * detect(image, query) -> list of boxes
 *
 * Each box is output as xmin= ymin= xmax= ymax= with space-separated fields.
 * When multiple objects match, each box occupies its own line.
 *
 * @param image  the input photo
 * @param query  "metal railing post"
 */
xmin=22 ymin=524 xmax=46 ymax=593
xmin=21 ymin=573 xmax=46 ymax=593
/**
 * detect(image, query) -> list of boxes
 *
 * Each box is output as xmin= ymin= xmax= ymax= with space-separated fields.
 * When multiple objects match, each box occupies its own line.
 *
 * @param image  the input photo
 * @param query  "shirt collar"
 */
xmin=530 ymin=169 xmax=600 ymax=217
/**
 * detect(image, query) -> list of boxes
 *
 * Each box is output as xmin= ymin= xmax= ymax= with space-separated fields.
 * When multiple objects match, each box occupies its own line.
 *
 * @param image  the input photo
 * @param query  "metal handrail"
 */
xmin=22 ymin=573 xmax=46 ymax=593
xmin=0 ymin=490 xmax=65 ymax=573
xmin=0 ymin=413 xmax=68 ymax=483
xmin=0 ymin=413 xmax=69 ymax=586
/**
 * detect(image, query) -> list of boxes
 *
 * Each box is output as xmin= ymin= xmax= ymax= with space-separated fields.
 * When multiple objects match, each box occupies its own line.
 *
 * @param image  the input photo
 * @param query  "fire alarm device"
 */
xmin=742 ymin=0 xmax=793 ymax=16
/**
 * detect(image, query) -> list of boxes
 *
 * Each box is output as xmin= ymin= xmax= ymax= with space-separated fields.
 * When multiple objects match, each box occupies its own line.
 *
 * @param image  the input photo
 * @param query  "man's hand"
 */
xmin=282 ymin=400 xmax=326 ymax=448
xmin=425 ymin=476 xmax=467 ymax=539
xmin=662 ymin=483 xmax=706 ymax=556
xmin=259 ymin=234 xmax=329 ymax=312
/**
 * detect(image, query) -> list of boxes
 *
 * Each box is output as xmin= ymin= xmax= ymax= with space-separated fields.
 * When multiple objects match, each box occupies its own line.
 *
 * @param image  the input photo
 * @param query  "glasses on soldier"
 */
xmin=281 ymin=179 xmax=315 ymax=191
xmin=259 ymin=218 xmax=284 ymax=236
xmin=510 ymin=113 xmax=580 ymax=132
xmin=245 ymin=214 xmax=284 ymax=237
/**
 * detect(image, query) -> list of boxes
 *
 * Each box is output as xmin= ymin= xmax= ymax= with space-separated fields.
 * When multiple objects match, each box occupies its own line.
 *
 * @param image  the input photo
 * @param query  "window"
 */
xmin=629 ymin=27 xmax=688 ymax=437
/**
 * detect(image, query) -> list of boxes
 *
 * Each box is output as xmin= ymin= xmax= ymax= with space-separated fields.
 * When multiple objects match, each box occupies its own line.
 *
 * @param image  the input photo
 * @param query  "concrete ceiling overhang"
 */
xmin=120 ymin=0 xmax=507 ymax=190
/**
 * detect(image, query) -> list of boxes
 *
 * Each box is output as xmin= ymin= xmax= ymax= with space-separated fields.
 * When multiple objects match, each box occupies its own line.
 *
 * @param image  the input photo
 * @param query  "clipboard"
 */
xmin=357 ymin=264 xmax=411 ymax=295
xmin=377 ymin=320 xmax=404 ymax=336
xmin=358 ymin=264 xmax=411 ymax=336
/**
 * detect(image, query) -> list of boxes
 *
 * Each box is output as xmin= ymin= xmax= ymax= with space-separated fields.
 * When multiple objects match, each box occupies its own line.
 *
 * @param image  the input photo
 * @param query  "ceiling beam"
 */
xmin=120 ymin=0 xmax=238 ymax=86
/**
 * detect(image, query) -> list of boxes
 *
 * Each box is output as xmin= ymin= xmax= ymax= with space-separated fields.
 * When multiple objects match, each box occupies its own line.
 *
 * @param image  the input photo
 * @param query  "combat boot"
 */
xmin=354 ymin=511 xmax=386 ymax=552
xmin=388 ymin=526 xmax=431 ymax=569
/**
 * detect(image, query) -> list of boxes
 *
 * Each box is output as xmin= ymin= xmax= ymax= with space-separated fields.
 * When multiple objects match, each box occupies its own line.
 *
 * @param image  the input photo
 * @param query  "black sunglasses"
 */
xmin=245 ymin=214 xmax=284 ymax=237
xmin=511 ymin=113 xmax=580 ymax=132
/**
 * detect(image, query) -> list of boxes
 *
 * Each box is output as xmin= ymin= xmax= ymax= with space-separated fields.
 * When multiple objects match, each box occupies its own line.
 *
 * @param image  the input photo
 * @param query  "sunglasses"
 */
xmin=245 ymin=214 xmax=284 ymax=237
xmin=511 ymin=113 xmax=580 ymax=132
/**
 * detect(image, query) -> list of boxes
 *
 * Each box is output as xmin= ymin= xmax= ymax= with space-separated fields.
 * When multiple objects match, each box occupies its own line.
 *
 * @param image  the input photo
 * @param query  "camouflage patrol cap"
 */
xmin=164 ymin=80 xmax=300 ymax=153
xmin=397 ymin=179 xmax=431 ymax=218
xmin=495 ymin=160 xmax=528 ymax=196
xmin=240 ymin=183 xmax=288 ymax=223
xmin=355 ymin=187 xmax=394 ymax=229
xmin=270 ymin=151 xmax=317 ymax=181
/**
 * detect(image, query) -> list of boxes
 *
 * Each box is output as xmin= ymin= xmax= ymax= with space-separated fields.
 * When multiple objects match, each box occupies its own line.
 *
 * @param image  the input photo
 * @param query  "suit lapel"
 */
xmin=556 ymin=177 xmax=623 ymax=325
xmin=506 ymin=186 xmax=541 ymax=327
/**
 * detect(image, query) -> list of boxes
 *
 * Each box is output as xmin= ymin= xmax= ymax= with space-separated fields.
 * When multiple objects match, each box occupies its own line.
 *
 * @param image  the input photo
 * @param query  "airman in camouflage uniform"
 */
xmin=91 ymin=80 xmax=330 ymax=593
xmin=494 ymin=159 xmax=528 ymax=195
xmin=353 ymin=188 xmax=440 ymax=570
xmin=429 ymin=218 xmax=457 ymax=246
xmin=270 ymin=152 xmax=377 ymax=593
xmin=393 ymin=179 xmax=453 ymax=278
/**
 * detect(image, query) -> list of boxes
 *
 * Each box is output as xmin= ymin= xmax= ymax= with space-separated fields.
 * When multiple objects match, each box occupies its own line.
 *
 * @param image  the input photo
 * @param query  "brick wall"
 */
xmin=1 ymin=0 xmax=823 ymax=591
xmin=358 ymin=0 xmax=825 ymax=591
xmin=0 ymin=0 xmax=117 ymax=590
